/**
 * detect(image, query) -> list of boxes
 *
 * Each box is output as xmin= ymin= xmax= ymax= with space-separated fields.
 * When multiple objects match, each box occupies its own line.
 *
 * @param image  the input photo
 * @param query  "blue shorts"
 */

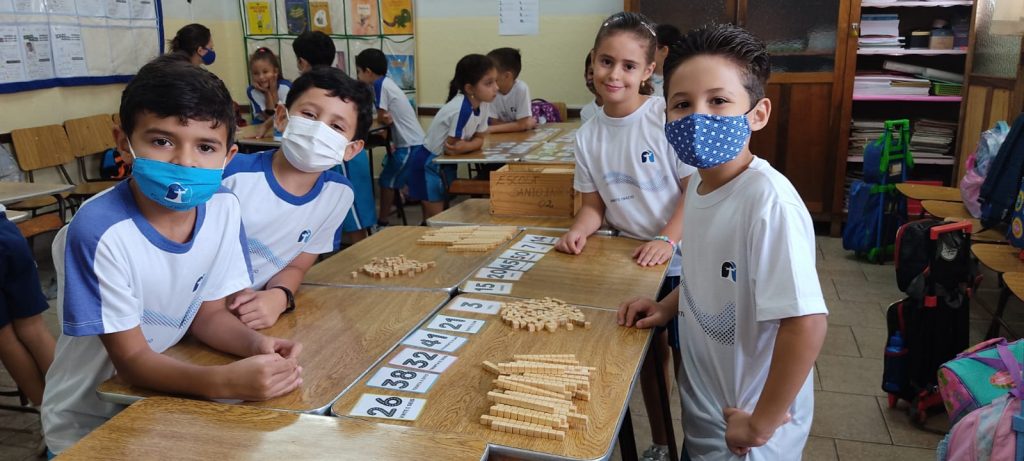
xmin=0 ymin=215 xmax=49 ymax=328
xmin=379 ymin=145 xmax=417 ymax=190
xmin=406 ymin=146 xmax=456 ymax=202
xmin=332 ymin=149 xmax=378 ymax=232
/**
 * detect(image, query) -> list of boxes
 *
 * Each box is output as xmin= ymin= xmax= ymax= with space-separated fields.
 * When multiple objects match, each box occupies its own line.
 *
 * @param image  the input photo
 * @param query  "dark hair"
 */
xmin=292 ymin=31 xmax=336 ymax=67
xmin=583 ymin=51 xmax=596 ymax=94
xmin=655 ymin=24 xmax=682 ymax=48
xmin=664 ymin=23 xmax=771 ymax=103
xmin=487 ymin=47 xmax=522 ymax=77
xmin=285 ymin=67 xmax=374 ymax=142
xmin=593 ymin=12 xmax=657 ymax=96
xmin=250 ymin=47 xmax=283 ymax=81
xmin=355 ymin=48 xmax=388 ymax=76
xmin=447 ymin=54 xmax=495 ymax=102
xmin=169 ymin=23 xmax=211 ymax=56
xmin=119 ymin=54 xmax=236 ymax=143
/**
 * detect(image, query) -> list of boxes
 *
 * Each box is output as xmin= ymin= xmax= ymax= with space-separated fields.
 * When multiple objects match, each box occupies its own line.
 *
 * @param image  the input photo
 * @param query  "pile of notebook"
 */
xmin=860 ymin=14 xmax=903 ymax=49
xmin=910 ymin=119 xmax=957 ymax=158
xmin=883 ymin=60 xmax=964 ymax=96
xmin=854 ymin=74 xmax=931 ymax=96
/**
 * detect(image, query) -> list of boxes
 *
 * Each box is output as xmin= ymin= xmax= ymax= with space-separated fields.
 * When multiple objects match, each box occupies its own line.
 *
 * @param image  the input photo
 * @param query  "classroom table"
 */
xmin=329 ymin=293 xmax=651 ymax=461
xmin=921 ymin=200 xmax=971 ymax=220
xmin=972 ymin=244 xmax=1024 ymax=338
xmin=435 ymin=122 xmax=580 ymax=165
xmin=427 ymin=198 xmax=616 ymax=236
xmin=97 ymin=286 xmax=450 ymax=414
xmin=896 ymin=183 xmax=962 ymax=202
xmin=61 ymin=397 xmax=489 ymax=460
xmin=4 ymin=209 xmax=28 ymax=223
xmin=458 ymin=230 xmax=668 ymax=311
xmin=303 ymin=226 xmax=518 ymax=292
xmin=0 ymin=181 xmax=74 ymax=204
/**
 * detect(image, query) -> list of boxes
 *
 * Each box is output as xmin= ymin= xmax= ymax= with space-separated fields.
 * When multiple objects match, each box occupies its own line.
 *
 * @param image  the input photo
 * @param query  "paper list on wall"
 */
xmin=0 ymin=1 xmax=13 ymax=13
xmin=45 ymin=0 xmax=76 ymax=14
xmin=0 ymin=26 xmax=26 ymax=83
xmin=14 ymin=0 xmax=39 ymax=14
xmin=130 ymin=0 xmax=156 ymax=19
xmin=498 ymin=0 xmax=538 ymax=36
xmin=19 ymin=24 xmax=54 ymax=80
xmin=51 ymin=24 xmax=87 ymax=77
xmin=106 ymin=0 xmax=129 ymax=18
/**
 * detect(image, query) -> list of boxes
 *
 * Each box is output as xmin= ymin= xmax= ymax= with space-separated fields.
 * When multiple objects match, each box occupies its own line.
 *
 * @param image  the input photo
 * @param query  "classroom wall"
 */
xmin=415 ymin=0 xmax=622 ymax=109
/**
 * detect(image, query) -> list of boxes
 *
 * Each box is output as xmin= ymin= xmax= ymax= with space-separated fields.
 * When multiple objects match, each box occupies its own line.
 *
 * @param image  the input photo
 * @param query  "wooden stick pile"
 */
xmin=355 ymin=255 xmax=436 ymax=279
xmin=500 ymin=298 xmax=590 ymax=333
xmin=416 ymin=226 xmax=518 ymax=252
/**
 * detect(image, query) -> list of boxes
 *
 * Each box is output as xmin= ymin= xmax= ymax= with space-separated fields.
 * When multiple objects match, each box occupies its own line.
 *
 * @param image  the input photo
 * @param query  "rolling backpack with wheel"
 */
xmin=978 ymin=113 xmax=1024 ymax=228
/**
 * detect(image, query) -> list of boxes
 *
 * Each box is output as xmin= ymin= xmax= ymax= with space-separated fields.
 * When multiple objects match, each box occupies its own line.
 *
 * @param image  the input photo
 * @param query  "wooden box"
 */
xmin=489 ymin=163 xmax=580 ymax=217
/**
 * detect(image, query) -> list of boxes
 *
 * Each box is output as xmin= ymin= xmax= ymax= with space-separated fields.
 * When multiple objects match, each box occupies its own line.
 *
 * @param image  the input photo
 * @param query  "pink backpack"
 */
xmin=938 ymin=340 xmax=1024 ymax=461
xmin=960 ymin=154 xmax=984 ymax=218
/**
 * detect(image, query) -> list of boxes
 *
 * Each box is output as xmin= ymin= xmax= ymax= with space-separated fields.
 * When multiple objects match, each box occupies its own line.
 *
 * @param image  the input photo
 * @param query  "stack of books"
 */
xmin=849 ymin=119 xmax=887 ymax=156
xmin=854 ymin=74 xmax=932 ymax=96
xmin=860 ymin=14 xmax=903 ymax=49
xmin=910 ymin=119 xmax=957 ymax=158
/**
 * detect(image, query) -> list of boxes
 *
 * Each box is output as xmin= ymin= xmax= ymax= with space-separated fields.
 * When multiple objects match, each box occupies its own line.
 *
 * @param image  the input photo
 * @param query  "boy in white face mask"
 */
xmin=222 ymin=67 xmax=371 ymax=329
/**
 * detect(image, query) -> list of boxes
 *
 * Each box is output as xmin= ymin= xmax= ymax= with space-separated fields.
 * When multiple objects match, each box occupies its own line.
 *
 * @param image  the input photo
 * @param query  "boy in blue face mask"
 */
xmin=617 ymin=24 xmax=828 ymax=461
xmin=41 ymin=55 xmax=303 ymax=456
xmin=222 ymin=67 xmax=371 ymax=330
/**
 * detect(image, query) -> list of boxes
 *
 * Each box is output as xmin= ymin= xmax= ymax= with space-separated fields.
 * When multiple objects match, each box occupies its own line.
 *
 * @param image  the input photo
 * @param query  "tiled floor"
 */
xmin=1 ymin=220 xmax=1014 ymax=460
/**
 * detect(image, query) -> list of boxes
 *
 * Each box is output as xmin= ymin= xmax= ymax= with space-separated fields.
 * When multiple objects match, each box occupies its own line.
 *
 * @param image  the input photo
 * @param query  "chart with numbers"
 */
xmin=487 ymin=258 xmax=535 ymax=272
xmin=366 ymin=367 xmax=438 ymax=394
xmin=350 ymin=394 xmax=426 ymax=421
xmin=448 ymin=296 xmax=503 ymax=315
xmin=402 ymin=329 xmax=467 ymax=352
xmin=426 ymin=315 xmax=485 ymax=334
xmin=509 ymin=241 xmax=554 ymax=254
xmin=498 ymin=249 xmax=544 ymax=262
xmin=389 ymin=348 xmax=458 ymax=372
xmin=521 ymin=234 xmax=559 ymax=245
xmin=474 ymin=267 xmax=524 ymax=281
xmin=462 ymin=280 xmax=514 ymax=295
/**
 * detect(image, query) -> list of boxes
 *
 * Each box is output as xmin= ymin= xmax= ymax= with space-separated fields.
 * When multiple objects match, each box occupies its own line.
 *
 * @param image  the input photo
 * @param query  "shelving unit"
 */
xmin=860 ymin=1 xmax=972 ymax=7
xmin=852 ymin=94 xmax=962 ymax=101
xmin=856 ymin=48 xmax=966 ymax=55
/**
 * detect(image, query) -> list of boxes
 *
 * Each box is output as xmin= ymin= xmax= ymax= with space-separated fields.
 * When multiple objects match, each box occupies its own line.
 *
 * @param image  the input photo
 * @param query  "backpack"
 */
xmin=99 ymin=147 xmax=130 ymax=180
xmin=937 ymin=340 xmax=1024 ymax=461
xmin=938 ymin=337 xmax=1024 ymax=425
xmin=960 ymin=154 xmax=984 ymax=218
xmin=979 ymin=113 xmax=1024 ymax=228
xmin=842 ymin=180 xmax=906 ymax=261
xmin=530 ymin=99 xmax=562 ymax=125
xmin=1010 ymin=181 xmax=1024 ymax=248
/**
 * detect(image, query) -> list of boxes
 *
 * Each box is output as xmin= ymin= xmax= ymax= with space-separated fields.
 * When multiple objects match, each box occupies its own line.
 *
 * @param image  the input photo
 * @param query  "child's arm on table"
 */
xmin=555 ymin=192 xmax=605 ymax=255
xmin=634 ymin=176 xmax=689 ymax=267
xmin=488 ymin=116 xmax=537 ymax=133
xmin=723 ymin=313 xmax=827 ymax=456
xmin=616 ymin=287 xmax=680 ymax=328
xmin=443 ymin=133 xmax=485 ymax=155
xmin=228 ymin=252 xmax=317 ymax=330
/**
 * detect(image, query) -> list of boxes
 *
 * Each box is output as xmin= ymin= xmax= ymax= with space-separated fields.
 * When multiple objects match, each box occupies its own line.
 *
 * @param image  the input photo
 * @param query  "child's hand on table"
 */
xmin=633 ymin=239 xmax=673 ymax=267
xmin=555 ymin=229 xmax=588 ymax=254
xmin=617 ymin=296 xmax=672 ymax=329
xmin=228 ymin=287 xmax=287 ymax=330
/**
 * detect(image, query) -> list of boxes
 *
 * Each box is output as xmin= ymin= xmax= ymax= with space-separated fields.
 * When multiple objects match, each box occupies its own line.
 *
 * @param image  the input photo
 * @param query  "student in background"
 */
xmin=406 ymin=54 xmax=498 ymax=219
xmin=486 ymin=47 xmax=536 ymax=134
xmin=651 ymin=24 xmax=682 ymax=97
xmin=354 ymin=48 xmax=425 ymax=227
xmin=292 ymin=31 xmax=335 ymax=72
xmin=223 ymin=67 xmax=370 ymax=329
xmin=579 ymin=52 xmax=603 ymax=123
xmin=0 ymin=204 xmax=55 ymax=407
xmin=42 ymin=56 xmax=302 ymax=455
xmin=619 ymin=24 xmax=828 ymax=460
xmin=169 ymin=23 xmax=215 ymax=67
xmin=247 ymin=47 xmax=292 ymax=139
xmin=554 ymin=12 xmax=694 ymax=461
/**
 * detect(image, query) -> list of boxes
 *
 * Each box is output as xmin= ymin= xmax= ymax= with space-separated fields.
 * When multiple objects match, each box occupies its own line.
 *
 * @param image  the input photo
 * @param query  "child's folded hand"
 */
xmin=226 ymin=353 xmax=303 ymax=401
xmin=633 ymin=240 xmax=672 ymax=267
xmin=723 ymin=407 xmax=791 ymax=456
xmin=229 ymin=288 xmax=287 ymax=330
xmin=555 ymin=230 xmax=587 ymax=254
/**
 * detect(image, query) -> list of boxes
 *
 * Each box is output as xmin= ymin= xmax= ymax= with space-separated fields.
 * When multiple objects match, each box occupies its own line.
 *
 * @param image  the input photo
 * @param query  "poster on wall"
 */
xmin=383 ymin=37 xmax=414 ymax=90
xmin=498 ymin=0 xmax=539 ymax=36
xmin=0 ymin=1 xmax=13 ymax=13
xmin=105 ymin=0 xmax=130 ymax=18
xmin=129 ymin=0 xmax=155 ymax=19
xmin=45 ymin=0 xmax=76 ymax=14
xmin=19 ymin=24 xmax=54 ymax=80
xmin=51 ymin=24 xmax=88 ymax=77
xmin=348 ymin=0 xmax=379 ymax=35
xmin=0 ymin=26 xmax=27 ymax=83
xmin=380 ymin=0 xmax=413 ymax=35
xmin=309 ymin=1 xmax=332 ymax=34
xmin=246 ymin=0 xmax=274 ymax=35
xmin=14 ymin=0 xmax=43 ymax=14
xmin=284 ymin=0 xmax=309 ymax=35
xmin=75 ymin=0 xmax=104 ymax=16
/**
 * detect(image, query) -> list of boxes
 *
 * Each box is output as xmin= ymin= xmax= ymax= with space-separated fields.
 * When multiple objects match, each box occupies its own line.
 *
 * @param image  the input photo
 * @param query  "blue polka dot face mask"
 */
xmin=665 ymin=112 xmax=751 ymax=169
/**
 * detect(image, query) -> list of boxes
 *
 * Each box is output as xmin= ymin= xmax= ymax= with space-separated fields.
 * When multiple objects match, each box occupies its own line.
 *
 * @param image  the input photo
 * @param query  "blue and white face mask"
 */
xmin=665 ymin=112 xmax=751 ymax=169
xmin=127 ymin=139 xmax=224 ymax=211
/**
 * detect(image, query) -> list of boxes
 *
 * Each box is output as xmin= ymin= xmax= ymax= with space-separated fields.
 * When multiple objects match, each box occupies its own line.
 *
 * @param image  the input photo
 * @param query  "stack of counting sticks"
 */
xmin=500 ymin=298 xmax=591 ymax=333
xmin=416 ymin=226 xmax=518 ymax=252
xmin=480 ymin=354 xmax=594 ymax=440
xmin=355 ymin=255 xmax=436 ymax=279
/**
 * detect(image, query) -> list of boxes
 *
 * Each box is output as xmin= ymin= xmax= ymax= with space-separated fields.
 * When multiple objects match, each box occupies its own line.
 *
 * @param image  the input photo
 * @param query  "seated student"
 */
xmin=223 ymin=67 xmax=371 ymax=329
xmin=292 ymin=30 xmax=375 ymax=242
xmin=579 ymin=52 xmax=603 ymax=123
xmin=407 ymin=54 xmax=498 ymax=219
xmin=247 ymin=47 xmax=292 ymax=139
xmin=618 ymin=24 xmax=828 ymax=460
xmin=486 ymin=47 xmax=536 ymax=134
xmin=354 ymin=48 xmax=426 ymax=227
xmin=651 ymin=24 xmax=682 ymax=98
xmin=41 ymin=56 xmax=303 ymax=456
xmin=0 ymin=204 xmax=55 ymax=407
xmin=168 ymin=23 xmax=215 ymax=67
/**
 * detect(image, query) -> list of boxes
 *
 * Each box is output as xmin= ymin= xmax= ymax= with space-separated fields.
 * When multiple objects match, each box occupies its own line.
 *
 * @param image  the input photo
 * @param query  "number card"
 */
xmin=499 ymin=249 xmax=544 ymax=262
xmin=402 ymin=329 xmax=467 ymax=352
xmin=389 ymin=348 xmax=457 ymax=372
xmin=350 ymin=394 xmax=426 ymax=421
xmin=427 ymin=315 xmax=485 ymax=334
xmin=509 ymin=241 xmax=554 ymax=254
xmin=475 ymin=267 xmax=524 ymax=281
xmin=366 ymin=367 xmax=438 ymax=394
xmin=463 ymin=280 xmax=513 ymax=295
xmin=487 ymin=258 xmax=535 ymax=272
xmin=522 ymin=234 xmax=559 ymax=245
xmin=449 ymin=296 xmax=502 ymax=315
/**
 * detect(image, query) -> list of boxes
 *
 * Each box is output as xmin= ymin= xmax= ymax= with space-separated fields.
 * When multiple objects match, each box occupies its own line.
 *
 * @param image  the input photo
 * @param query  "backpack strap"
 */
xmin=992 ymin=343 xmax=1024 ymax=460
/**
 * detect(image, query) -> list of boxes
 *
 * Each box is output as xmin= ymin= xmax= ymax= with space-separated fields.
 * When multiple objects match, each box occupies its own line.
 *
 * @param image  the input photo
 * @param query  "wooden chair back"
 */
xmin=10 ymin=125 xmax=74 ymax=172
xmin=551 ymin=102 xmax=568 ymax=122
xmin=65 ymin=114 xmax=116 ymax=158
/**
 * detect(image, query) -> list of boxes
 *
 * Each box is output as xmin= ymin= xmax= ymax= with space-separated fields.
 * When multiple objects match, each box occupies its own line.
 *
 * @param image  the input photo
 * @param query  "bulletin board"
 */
xmin=0 ymin=0 xmax=164 ymax=94
xmin=239 ymin=0 xmax=416 ymax=106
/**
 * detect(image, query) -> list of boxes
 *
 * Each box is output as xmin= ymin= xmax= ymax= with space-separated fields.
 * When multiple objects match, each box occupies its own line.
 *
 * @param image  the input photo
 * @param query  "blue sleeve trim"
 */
xmin=223 ymin=150 xmax=274 ymax=178
xmin=455 ymin=96 xmax=474 ymax=139
xmin=373 ymin=77 xmax=385 ymax=109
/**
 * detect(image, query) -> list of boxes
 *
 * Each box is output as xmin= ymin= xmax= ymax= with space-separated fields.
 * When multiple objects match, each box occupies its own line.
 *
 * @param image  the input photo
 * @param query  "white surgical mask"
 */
xmin=279 ymin=112 xmax=350 ymax=173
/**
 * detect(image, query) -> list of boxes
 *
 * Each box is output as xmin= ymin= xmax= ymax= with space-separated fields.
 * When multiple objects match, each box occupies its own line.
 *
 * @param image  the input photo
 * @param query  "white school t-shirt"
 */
xmin=424 ymin=94 xmax=490 ymax=155
xmin=580 ymin=99 xmax=601 ymax=123
xmin=374 ymin=76 xmax=425 ymax=148
xmin=223 ymin=150 xmax=354 ymax=288
xmin=247 ymin=80 xmax=292 ymax=123
xmin=676 ymin=157 xmax=829 ymax=461
xmin=490 ymin=79 xmax=532 ymax=122
xmin=41 ymin=181 xmax=252 ymax=454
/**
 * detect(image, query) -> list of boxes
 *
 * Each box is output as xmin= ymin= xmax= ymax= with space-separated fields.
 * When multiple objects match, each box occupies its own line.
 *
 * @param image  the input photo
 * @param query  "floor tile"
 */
xmin=875 ymin=397 xmax=946 ymax=450
xmin=851 ymin=326 xmax=889 ymax=360
xmin=833 ymin=279 xmax=905 ymax=304
xmin=834 ymin=439 xmax=936 ymax=461
xmin=816 ymin=355 xmax=885 ymax=396
xmin=803 ymin=436 xmax=838 ymax=461
xmin=820 ymin=278 xmax=841 ymax=301
xmin=860 ymin=263 xmax=895 ymax=284
xmin=0 ymin=445 xmax=36 ymax=461
xmin=810 ymin=391 xmax=891 ymax=444
xmin=826 ymin=300 xmax=887 ymax=329
xmin=821 ymin=325 xmax=861 ymax=357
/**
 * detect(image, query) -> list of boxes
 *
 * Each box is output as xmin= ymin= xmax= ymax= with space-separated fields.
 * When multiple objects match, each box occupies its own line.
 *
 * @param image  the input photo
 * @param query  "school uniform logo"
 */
xmin=721 ymin=261 xmax=737 ymax=282
xmin=298 ymin=229 xmax=312 ymax=243
xmin=640 ymin=151 xmax=656 ymax=164
xmin=165 ymin=183 xmax=189 ymax=204
xmin=193 ymin=275 xmax=204 ymax=292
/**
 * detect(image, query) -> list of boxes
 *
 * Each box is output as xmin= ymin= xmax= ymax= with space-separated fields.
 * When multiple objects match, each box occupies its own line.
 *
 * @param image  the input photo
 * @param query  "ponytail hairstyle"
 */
xmin=593 ymin=12 xmax=658 ymax=96
xmin=170 ymin=23 xmax=211 ymax=56
xmin=446 ymin=54 xmax=495 ymax=102
xmin=250 ymin=47 xmax=283 ymax=82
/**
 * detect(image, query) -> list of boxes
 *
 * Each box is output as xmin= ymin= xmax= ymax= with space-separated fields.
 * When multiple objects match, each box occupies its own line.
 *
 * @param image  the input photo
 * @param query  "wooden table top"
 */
xmin=972 ymin=243 xmax=1024 ymax=274
xmin=4 ymin=209 xmax=28 ymax=223
xmin=97 ymin=286 xmax=449 ymax=413
xmin=0 ymin=182 xmax=74 ymax=204
xmin=435 ymin=123 xmax=581 ymax=165
xmin=62 ymin=397 xmax=488 ymax=460
xmin=896 ymin=183 xmax=962 ymax=202
xmin=458 ymin=230 xmax=667 ymax=310
xmin=427 ymin=199 xmax=616 ymax=236
xmin=330 ymin=293 xmax=650 ymax=461
xmin=1003 ymin=272 xmax=1024 ymax=301
xmin=956 ymin=218 xmax=1007 ymax=243
xmin=303 ymin=226 xmax=516 ymax=292
xmin=922 ymin=200 xmax=971 ymax=220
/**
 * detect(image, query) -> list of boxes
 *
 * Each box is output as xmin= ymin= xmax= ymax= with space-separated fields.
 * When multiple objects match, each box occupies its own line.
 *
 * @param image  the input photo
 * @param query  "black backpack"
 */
xmin=979 ymin=113 xmax=1024 ymax=228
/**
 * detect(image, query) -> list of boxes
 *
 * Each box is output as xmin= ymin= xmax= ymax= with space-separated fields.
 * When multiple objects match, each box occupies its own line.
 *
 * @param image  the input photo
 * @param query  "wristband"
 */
xmin=652 ymin=235 xmax=675 ymax=247
xmin=270 ymin=286 xmax=295 ymax=313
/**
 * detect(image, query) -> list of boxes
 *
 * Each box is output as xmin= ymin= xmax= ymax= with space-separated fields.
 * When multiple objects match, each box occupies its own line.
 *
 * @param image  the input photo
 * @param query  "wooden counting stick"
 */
xmin=494 ymin=377 xmax=573 ymax=400
xmin=488 ymin=391 xmax=561 ymax=414
xmin=482 ymin=361 xmax=501 ymax=375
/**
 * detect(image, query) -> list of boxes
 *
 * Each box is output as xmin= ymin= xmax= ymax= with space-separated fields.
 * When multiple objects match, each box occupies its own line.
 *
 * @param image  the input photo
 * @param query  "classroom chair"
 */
xmin=8 ymin=125 xmax=73 ymax=240
xmin=64 ymin=114 xmax=119 ymax=199
xmin=550 ymin=101 xmax=568 ymax=123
